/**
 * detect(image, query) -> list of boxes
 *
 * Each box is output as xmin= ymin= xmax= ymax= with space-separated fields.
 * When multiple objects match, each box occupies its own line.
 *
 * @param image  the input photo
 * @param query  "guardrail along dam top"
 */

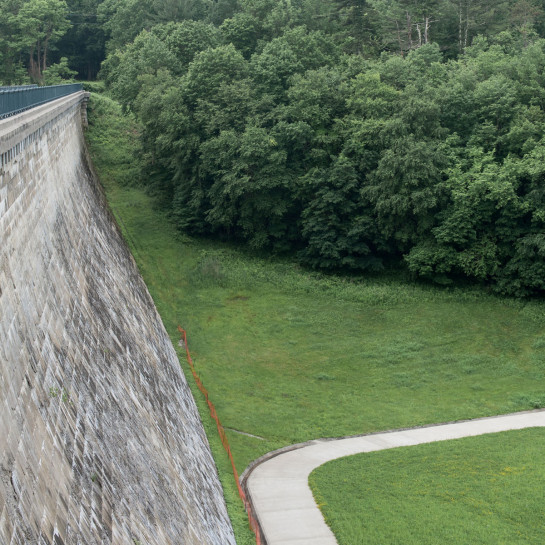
xmin=0 ymin=83 xmax=83 ymax=119
xmin=0 ymin=93 xmax=236 ymax=544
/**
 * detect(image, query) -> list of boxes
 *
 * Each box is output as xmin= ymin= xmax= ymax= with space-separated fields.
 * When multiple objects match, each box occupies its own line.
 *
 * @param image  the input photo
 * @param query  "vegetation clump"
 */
xmin=98 ymin=0 xmax=545 ymax=296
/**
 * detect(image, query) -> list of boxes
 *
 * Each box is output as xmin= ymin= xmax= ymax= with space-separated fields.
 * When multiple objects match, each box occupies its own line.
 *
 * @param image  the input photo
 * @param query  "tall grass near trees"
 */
xmin=86 ymin=93 xmax=545 ymax=544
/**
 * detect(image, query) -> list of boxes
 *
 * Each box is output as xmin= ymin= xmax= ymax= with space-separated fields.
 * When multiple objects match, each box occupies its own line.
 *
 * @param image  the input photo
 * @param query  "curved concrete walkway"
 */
xmin=243 ymin=410 xmax=545 ymax=545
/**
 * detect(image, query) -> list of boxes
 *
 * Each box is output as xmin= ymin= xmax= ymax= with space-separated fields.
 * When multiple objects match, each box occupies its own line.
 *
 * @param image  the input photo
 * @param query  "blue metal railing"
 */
xmin=0 ymin=83 xmax=83 ymax=120
xmin=0 ymin=85 xmax=38 ymax=91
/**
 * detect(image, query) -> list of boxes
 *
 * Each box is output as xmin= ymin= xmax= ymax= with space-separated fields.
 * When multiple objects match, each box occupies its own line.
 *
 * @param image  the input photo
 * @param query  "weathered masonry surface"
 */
xmin=0 ymin=93 xmax=236 ymax=545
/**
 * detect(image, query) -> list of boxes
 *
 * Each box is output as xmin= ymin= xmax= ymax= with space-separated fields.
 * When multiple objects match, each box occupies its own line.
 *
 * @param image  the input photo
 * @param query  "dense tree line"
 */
xmin=3 ymin=0 xmax=544 ymax=88
xmin=0 ymin=0 xmax=239 ymax=83
xmin=97 ymin=0 xmax=545 ymax=296
xmin=4 ymin=0 xmax=545 ymax=295
xmin=0 ymin=0 xmax=103 ymax=82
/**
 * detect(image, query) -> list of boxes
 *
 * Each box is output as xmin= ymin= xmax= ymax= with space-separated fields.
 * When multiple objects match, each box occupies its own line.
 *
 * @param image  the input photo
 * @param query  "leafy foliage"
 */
xmin=98 ymin=5 xmax=545 ymax=296
xmin=3 ymin=0 xmax=545 ymax=295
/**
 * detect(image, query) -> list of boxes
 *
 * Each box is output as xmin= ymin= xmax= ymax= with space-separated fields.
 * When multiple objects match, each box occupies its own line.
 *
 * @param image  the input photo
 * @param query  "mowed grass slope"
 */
xmin=86 ymin=94 xmax=545 ymax=544
xmin=310 ymin=428 xmax=545 ymax=545
xmin=95 ymin=180 xmax=545 ymax=469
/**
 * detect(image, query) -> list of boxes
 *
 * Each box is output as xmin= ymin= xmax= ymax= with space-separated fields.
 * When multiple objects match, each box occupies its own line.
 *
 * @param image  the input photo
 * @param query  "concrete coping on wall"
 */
xmin=0 ymin=90 xmax=90 ymax=166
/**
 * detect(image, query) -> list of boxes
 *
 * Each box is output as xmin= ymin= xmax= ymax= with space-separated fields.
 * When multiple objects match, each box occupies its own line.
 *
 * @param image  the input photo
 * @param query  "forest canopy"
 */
xmin=4 ymin=0 xmax=545 ymax=295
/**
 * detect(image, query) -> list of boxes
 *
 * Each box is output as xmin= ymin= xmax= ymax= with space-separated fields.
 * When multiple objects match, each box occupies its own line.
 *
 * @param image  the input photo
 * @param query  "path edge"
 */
xmin=240 ymin=408 xmax=545 ymax=545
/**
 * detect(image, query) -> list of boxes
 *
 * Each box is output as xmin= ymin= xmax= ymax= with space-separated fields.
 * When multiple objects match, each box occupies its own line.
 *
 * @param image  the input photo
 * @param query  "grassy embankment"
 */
xmin=311 ymin=428 xmax=545 ymax=544
xmin=86 ymin=93 xmax=545 ymax=544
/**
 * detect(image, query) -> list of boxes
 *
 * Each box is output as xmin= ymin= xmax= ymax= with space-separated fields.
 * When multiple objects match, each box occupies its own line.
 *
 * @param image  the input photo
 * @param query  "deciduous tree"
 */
xmin=16 ymin=0 xmax=70 ymax=82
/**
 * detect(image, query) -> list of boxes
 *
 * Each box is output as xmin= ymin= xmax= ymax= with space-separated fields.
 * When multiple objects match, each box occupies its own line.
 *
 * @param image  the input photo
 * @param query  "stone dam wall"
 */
xmin=0 ymin=93 xmax=236 ymax=545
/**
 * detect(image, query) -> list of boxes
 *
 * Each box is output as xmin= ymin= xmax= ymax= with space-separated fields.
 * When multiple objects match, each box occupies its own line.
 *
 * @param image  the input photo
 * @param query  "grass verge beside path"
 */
xmin=310 ymin=428 xmax=545 ymax=544
xmin=86 ymin=93 xmax=545 ymax=544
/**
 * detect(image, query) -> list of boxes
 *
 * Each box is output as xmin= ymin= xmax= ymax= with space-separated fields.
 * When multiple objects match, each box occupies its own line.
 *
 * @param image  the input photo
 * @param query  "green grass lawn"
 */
xmin=86 ymin=94 xmax=545 ymax=544
xmin=310 ymin=428 xmax=545 ymax=545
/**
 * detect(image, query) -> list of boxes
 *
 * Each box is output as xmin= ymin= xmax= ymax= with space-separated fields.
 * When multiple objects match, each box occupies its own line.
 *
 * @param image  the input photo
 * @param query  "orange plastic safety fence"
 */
xmin=178 ymin=326 xmax=263 ymax=545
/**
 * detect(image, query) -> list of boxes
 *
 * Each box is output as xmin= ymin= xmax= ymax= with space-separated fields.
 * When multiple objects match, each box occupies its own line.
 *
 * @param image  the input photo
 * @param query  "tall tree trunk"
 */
xmin=42 ymin=36 xmax=50 ymax=73
xmin=396 ymin=19 xmax=404 ymax=56
xmin=36 ymin=39 xmax=42 ymax=82
xmin=424 ymin=16 xmax=430 ymax=44
xmin=406 ymin=11 xmax=413 ymax=50
xmin=464 ymin=0 xmax=470 ymax=51
xmin=458 ymin=0 xmax=463 ymax=53
xmin=29 ymin=44 xmax=42 ymax=82
xmin=29 ymin=48 xmax=36 ymax=81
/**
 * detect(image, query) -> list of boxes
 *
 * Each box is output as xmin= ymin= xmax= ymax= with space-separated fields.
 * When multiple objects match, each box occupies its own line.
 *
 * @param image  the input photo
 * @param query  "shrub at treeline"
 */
xmin=5 ymin=0 xmax=545 ymax=295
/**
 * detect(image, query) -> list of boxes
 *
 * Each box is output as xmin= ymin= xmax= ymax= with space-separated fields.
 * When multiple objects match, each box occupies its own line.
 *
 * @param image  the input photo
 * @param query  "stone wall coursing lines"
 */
xmin=0 ymin=94 xmax=236 ymax=545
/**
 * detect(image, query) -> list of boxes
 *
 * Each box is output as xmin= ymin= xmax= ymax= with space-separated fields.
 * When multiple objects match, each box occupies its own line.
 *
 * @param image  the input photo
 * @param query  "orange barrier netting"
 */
xmin=178 ymin=326 xmax=263 ymax=545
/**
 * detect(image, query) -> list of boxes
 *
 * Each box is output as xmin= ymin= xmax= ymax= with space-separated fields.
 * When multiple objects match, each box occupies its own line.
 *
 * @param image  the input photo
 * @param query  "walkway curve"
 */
xmin=242 ymin=410 xmax=545 ymax=545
